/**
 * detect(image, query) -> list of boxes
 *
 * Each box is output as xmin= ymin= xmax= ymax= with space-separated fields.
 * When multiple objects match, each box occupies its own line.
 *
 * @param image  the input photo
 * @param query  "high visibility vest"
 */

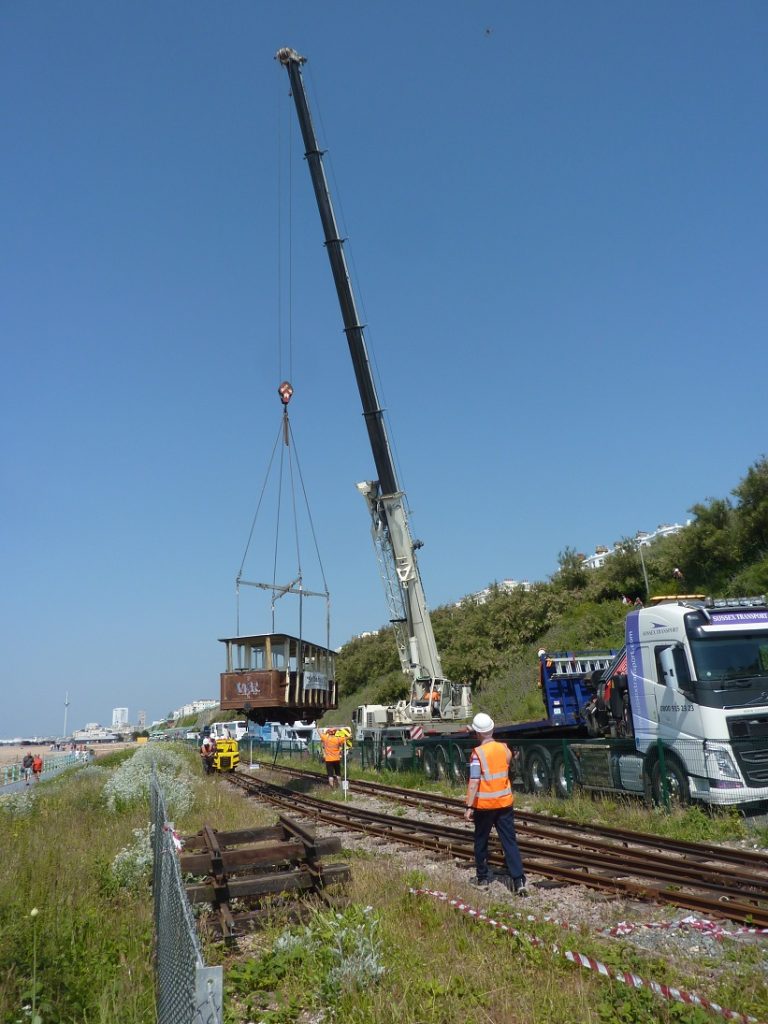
xmin=471 ymin=741 xmax=513 ymax=810
xmin=321 ymin=733 xmax=343 ymax=763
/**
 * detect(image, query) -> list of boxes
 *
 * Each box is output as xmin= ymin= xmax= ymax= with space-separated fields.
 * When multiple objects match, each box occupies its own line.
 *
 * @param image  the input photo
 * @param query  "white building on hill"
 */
xmin=583 ymin=522 xmax=690 ymax=570
xmin=172 ymin=699 xmax=218 ymax=720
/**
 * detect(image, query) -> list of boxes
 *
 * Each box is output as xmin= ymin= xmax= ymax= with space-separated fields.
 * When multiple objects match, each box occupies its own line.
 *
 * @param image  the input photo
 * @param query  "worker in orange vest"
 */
xmin=464 ymin=712 xmax=527 ymax=896
xmin=320 ymin=728 xmax=345 ymax=789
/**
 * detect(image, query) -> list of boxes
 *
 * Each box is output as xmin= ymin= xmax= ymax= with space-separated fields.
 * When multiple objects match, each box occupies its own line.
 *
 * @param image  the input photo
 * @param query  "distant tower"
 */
xmin=112 ymin=708 xmax=129 ymax=729
xmin=63 ymin=691 xmax=70 ymax=739
xmin=137 ymin=710 xmax=146 ymax=729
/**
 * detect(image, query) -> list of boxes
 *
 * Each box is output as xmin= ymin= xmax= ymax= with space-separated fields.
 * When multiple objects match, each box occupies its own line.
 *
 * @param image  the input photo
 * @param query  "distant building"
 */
xmin=73 ymin=724 xmax=119 ymax=743
xmin=458 ymin=579 xmax=533 ymax=607
xmin=112 ymin=708 xmax=129 ymax=729
xmin=171 ymin=699 xmax=218 ymax=720
xmin=582 ymin=522 xmax=690 ymax=569
xmin=137 ymin=710 xmax=146 ymax=729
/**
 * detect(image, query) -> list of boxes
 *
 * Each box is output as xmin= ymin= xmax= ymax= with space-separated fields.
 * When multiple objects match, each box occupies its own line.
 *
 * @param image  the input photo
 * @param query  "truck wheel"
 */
xmin=423 ymin=749 xmax=437 ymax=780
xmin=524 ymin=749 xmax=552 ymax=796
xmin=449 ymin=743 xmax=468 ymax=783
xmin=435 ymin=746 xmax=448 ymax=781
xmin=651 ymin=756 xmax=690 ymax=807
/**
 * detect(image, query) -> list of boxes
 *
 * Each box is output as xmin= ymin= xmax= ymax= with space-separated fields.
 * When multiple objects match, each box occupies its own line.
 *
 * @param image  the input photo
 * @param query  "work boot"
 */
xmin=470 ymin=876 xmax=490 ymax=889
xmin=513 ymin=877 xmax=529 ymax=898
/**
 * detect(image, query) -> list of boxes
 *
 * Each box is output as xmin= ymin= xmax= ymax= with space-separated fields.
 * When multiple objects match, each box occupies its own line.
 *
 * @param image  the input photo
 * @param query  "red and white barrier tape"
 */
xmin=609 ymin=916 xmax=768 ymax=942
xmin=437 ymin=900 xmax=768 ymax=945
xmin=163 ymin=823 xmax=184 ymax=852
xmin=409 ymin=889 xmax=763 ymax=1024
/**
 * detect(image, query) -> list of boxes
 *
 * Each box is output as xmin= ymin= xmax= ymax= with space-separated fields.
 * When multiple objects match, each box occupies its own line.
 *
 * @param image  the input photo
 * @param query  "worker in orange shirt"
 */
xmin=464 ymin=712 xmax=527 ymax=896
xmin=422 ymin=687 xmax=441 ymax=716
xmin=320 ymin=728 xmax=344 ymax=789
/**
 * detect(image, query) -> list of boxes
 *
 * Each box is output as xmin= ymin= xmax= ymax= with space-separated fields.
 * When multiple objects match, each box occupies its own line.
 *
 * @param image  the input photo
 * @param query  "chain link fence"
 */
xmin=151 ymin=770 xmax=222 ymax=1024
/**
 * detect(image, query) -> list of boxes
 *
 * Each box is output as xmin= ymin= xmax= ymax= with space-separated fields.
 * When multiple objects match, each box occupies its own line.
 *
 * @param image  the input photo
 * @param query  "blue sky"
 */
xmin=3 ymin=3 xmax=766 ymax=738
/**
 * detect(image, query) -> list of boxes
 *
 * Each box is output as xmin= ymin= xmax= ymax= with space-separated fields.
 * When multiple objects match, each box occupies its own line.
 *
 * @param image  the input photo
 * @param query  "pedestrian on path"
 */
xmin=21 ymin=753 xmax=34 ymax=785
xmin=464 ymin=713 xmax=528 ymax=896
xmin=32 ymin=754 xmax=43 ymax=782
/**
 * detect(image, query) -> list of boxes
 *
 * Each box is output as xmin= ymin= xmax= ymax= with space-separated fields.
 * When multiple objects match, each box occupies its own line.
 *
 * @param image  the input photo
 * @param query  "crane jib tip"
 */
xmin=275 ymin=48 xmax=306 ymax=66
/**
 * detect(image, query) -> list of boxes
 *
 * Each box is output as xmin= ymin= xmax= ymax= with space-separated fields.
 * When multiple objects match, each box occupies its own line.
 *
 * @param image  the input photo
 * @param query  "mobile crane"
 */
xmin=276 ymin=48 xmax=472 ymax=745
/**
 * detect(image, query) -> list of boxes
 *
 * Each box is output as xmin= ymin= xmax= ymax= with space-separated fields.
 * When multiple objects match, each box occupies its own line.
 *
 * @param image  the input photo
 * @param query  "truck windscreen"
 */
xmin=689 ymin=635 xmax=768 ymax=707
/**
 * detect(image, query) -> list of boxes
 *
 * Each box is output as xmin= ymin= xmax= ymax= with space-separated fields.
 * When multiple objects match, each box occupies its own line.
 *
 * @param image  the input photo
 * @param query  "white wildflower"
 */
xmin=111 ymin=825 xmax=154 ymax=890
xmin=0 ymin=788 xmax=37 ymax=817
xmin=103 ymin=744 xmax=195 ymax=816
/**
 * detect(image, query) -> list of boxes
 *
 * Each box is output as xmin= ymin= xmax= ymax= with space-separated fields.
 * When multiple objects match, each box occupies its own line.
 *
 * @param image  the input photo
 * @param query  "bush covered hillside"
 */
xmin=335 ymin=457 xmax=768 ymax=726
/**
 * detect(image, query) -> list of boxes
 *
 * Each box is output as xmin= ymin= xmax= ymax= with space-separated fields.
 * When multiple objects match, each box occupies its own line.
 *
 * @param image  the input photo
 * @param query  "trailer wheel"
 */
xmin=551 ymin=752 xmax=574 ymax=799
xmin=423 ymin=748 xmax=437 ymax=780
xmin=524 ymin=748 xmax=552 ymax=796
xmin=651 ymin=756 xmax=690 ymax=807
xmin=362 ymin=738 xmax=375 ymax=770
xmin=449 ymin=743 xmax=468 ymax=783
xmin=435 ymin=746 xmax=448 ymax=781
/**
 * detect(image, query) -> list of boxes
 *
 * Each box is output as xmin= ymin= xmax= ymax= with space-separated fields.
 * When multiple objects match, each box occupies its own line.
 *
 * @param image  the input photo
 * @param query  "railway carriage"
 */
xmin=219 ymin=632 xmax=338 ymax=726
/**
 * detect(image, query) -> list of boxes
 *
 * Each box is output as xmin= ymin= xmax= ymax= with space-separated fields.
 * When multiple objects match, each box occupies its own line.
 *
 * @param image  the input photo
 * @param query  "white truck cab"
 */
xmin=624 ymin=595 xmax=768 ymax=805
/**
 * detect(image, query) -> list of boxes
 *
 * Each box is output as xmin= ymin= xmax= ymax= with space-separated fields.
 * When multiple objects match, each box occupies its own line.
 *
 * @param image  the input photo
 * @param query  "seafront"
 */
xmin=0 ymin=741 xmax=138 ymax=766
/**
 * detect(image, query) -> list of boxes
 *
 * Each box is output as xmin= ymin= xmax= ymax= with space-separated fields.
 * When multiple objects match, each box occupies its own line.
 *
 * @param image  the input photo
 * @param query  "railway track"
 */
xmin=228 ymin=764 xmax=768 ymax=928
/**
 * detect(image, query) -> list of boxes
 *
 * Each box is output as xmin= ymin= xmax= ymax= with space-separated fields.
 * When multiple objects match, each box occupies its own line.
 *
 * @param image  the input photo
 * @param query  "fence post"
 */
xmin=193 ymin=966 xmax=223 ymax=1024
xmin=656 ymin=738 xmax=670 ymax=811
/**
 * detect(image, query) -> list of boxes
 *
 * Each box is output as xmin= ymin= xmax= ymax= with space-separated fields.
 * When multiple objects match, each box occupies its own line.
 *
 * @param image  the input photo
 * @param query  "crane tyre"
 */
xmin=435 ymin=746 xmax=448 ymax=781
xmin=422 ymin=748 xmax=437 ymax=781
xmin=651 ymin=755 xmax=690 ymax=807
xmin=524 ymin=748 xmax=553 ymax=796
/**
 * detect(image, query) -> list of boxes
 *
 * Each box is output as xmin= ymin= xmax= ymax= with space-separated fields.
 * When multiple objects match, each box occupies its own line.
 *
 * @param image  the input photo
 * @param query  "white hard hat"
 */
xmin=471 ymin=712 xmax=494 ymax=733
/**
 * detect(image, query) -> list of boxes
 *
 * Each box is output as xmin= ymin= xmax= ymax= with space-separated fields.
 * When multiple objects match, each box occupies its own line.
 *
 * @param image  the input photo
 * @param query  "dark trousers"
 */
xmin=473 ymin=806 xmax=525 ymax=882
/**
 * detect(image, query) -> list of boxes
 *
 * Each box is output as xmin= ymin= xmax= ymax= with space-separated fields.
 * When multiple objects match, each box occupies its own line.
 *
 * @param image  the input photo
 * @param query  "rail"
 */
xmin=228 ymin=765 xmax=768 ymax=928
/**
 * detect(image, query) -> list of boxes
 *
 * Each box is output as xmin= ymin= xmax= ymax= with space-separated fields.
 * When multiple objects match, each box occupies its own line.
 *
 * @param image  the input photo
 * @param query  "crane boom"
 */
xmin=276 ymin=47 xmax=458 ymax=708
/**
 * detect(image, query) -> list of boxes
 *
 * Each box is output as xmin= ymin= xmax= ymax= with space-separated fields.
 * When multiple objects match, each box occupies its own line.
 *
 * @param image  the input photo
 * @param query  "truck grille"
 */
xmin=727 ymin=716 xmax=768 ymax=786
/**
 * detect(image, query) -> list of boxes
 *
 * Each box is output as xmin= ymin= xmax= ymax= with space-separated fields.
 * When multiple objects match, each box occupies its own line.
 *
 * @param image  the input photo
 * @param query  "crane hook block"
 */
xmin=278 ymin=380 xmax=294 ymax=406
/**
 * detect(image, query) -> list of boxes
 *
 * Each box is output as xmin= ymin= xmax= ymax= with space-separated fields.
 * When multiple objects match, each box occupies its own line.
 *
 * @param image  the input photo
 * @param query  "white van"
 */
xmin=254 ymin=722 xmax=308 ymax=751
xmin=210 ymin=720 xmax=248 ymax=742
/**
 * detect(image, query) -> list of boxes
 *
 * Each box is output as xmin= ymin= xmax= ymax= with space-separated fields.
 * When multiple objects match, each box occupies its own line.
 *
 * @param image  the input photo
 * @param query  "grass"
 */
xmin=1 ymin=745 xmax=765 ymax=1024
xmin=0 ymin=747 xmax=273 ymax=1024
xmin=218 ymin=855 xmax=768 ymax=1024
